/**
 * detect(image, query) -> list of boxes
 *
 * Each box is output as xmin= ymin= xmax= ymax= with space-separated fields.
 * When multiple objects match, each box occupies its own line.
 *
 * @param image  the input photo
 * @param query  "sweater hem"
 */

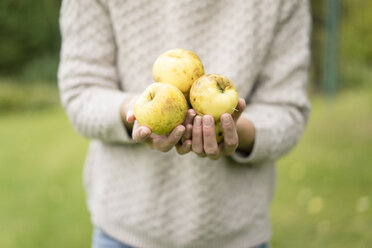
xmin=93 ymin=216 xmax=271 ymax=248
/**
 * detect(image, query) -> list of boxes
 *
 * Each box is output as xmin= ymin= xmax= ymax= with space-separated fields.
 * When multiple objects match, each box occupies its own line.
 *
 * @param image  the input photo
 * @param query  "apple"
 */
xmin=190 ymin=74 xmax=239 ymax=121
xmin=215 ymin=121 xmax=224 ymax=143
xmin=134 ymin=83 xmax=188 ymax=135
xmin=152 ymin=49 xmax=204 ymax=97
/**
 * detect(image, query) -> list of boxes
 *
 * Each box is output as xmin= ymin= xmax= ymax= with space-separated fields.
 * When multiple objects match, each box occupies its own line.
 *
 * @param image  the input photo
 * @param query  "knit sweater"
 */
xmin=58 ymin=0 xmax=311 ymax=247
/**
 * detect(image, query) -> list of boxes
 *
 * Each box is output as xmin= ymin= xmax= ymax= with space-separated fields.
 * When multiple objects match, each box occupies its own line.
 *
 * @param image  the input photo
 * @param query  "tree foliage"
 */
xmin=0 ymin=0 xmax=61 ymax=74
xmin=310 ymin=0 xmax=372 ymax=89
xmin=310 ymin=0 xmax=325 ymax=90
xmin=0 ymin=0 xmax=371 ymax=89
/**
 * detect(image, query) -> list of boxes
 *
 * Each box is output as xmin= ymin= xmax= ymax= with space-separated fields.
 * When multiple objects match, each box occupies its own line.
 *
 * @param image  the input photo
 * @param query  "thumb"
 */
xmin=126 ymin=110 xmax=136 ymax=123
xmin=232 ymin=98 xmax=246 ymax=121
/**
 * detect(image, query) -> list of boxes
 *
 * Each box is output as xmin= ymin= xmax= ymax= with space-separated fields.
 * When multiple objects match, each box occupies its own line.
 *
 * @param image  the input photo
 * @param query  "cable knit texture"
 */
xmin=58 ymin=0 xmax=311 ymax=247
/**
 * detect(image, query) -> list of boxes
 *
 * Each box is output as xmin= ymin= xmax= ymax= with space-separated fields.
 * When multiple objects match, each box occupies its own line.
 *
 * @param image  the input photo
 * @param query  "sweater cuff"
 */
xmin=230 ymin=114 xmax=271 ymax=164
xmin=102 ymin=91 xmax=136 ymax=144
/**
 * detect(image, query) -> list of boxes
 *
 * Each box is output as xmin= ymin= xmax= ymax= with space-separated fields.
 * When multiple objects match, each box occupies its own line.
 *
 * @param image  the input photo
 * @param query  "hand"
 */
xmin=125 ymin=99 xmax=191 ymax=153
xmin=176 ymin=109 xmax=196 ymax=155
xmin=125 ymin=117 xmax=186 ymax=154
xmin=191 ymin=98 xmax=246 ymax=160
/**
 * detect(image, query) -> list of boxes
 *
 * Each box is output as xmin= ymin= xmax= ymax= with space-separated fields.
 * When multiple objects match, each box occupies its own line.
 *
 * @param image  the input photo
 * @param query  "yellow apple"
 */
xmin=190 ymin=74 xmax=239 ymax=121
xmin=215 ymin=121 xmax=224 ymax=143
xmin=134 ymin=83 xmax=188 ymax=135
xmin=152 ymin=49 xmax=204 ymax=96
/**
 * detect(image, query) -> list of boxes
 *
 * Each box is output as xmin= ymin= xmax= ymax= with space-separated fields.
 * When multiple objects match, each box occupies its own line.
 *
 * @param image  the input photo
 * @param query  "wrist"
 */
xmin=236 ymin=117 xmax=255 ymax=154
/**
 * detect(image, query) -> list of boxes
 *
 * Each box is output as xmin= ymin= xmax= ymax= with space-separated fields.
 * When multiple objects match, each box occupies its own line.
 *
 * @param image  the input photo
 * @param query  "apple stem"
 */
xmin=217 ymin=82 xmax=225 ymax=93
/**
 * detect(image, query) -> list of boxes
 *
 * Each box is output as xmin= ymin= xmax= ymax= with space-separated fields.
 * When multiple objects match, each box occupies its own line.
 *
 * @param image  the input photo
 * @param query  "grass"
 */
xmin=0 ymin=88 xmax=371 ymax=247
xmin=272 ymin=88 xmax=372 ymax=247
xmin=0 ymin=109 xmax=91 ymax=247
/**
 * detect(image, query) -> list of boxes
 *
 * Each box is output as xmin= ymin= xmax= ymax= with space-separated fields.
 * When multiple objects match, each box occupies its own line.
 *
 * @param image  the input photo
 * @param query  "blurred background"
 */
xmin=0 ymin=0 xmax=371 ymax=247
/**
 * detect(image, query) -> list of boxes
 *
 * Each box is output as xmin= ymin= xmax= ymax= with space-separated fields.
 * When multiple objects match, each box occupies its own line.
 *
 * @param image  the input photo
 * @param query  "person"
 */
xmin=58 ymin=0 xmax=311 ymax=247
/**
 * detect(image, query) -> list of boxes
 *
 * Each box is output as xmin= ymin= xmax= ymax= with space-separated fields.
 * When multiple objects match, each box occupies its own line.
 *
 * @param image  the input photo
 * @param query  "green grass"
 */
xmin=272 ymin=89 xmax=372 ymax=248
xmin=0 ymin=89 xmax=371 ymax=247
xmin=0 ymin=109 xmax=91 ymax=247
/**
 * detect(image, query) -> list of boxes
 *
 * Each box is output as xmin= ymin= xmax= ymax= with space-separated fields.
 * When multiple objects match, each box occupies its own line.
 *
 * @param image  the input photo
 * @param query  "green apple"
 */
xmin=134 ymin=83 xmax=188 ymax=135
xmin=152 ymin=49 xmax=204 ymax=97
xmin=190 ymin=74 xmax=239 ymax=121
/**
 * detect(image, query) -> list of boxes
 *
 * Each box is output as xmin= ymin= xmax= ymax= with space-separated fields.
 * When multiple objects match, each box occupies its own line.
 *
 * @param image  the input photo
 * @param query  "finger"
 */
xmin=176 ymin=140 xmax=192 ymax=155
xmin=182 ymin=123 xmax=193 ymax=142
xmin=232 ymin=98 xmax=246 ymax=121
xmin=202 ymin=115 xmax=219 ymax=158
xmin=132 ymin=122 xmax=151 ymax=143
xmin=220 ymin=113 xmax=238 ymax=155
xmin=208 ymin=152 xmax=221 ymax=160
xmin=181 ymin=109 xmax=196 ymax=142
xmin=183 ymin=109 xmax=196 ymax=126
xmin=126 ymin=110 xmax=136 ymax=123
xmin=124 ymin=96 xmax=139 ymax=123
xmin=192 ymin=116 xmax=204 ymax=155
xmin=149 ymin=133 xmax=172 ymax=152
xmin=208 ymin=144 xmax=225 ymax=160
xmin=149 ymin=133 xmax=162 ymax=146
xmin=165 ymin=125 xmax=185 ymax=148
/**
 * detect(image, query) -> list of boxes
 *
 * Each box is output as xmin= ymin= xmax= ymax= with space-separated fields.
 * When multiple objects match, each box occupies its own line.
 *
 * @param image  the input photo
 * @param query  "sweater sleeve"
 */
xmin=58 ymin=0 xmax=135 ymax=143
xmin=232 ymin=0 xmax=311 ymax=164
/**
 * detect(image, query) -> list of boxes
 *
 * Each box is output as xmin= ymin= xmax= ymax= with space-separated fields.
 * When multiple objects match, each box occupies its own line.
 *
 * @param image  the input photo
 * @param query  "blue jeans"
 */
xmin=92 ymin=228 xmax=269 ymax=248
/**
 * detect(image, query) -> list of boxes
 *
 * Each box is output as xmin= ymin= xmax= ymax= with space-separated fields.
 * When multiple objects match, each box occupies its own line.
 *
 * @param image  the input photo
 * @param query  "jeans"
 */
xmin=92 ymin=228 xmax=269 ymax=248
xmin=92 ymin=228 xmax=133 ymax=248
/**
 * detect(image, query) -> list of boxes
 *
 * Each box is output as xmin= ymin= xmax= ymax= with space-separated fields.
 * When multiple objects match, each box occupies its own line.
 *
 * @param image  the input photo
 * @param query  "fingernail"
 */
xmin=189 ymin=110 xmax=196 ymax=117
xmin=195 ymin=116 xmax=201 ymax=127
xmin=203 ymin=116 xmax=213 ymax=127
xmin=140 ymin=129 xmax=147 ymax=137
xmin=222 ymin=114 xmax=230 ymax=124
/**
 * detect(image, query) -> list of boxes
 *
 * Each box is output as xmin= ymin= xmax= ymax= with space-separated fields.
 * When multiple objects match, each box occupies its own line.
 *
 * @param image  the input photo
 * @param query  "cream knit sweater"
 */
xmin=58 ymin=0 xmax=311 ymax=247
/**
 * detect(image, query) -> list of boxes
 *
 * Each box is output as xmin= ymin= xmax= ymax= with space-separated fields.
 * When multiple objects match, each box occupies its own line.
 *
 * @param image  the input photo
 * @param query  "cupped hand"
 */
xmin=127 ymin=107 xmax=195 ymax=153
xmin=191 ymin=98 xmax=246 ymax=160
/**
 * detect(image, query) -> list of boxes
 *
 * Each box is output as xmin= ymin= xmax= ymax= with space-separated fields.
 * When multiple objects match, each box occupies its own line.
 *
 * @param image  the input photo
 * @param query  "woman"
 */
xmin=58 ymin=0 xmax=311 ymax=247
